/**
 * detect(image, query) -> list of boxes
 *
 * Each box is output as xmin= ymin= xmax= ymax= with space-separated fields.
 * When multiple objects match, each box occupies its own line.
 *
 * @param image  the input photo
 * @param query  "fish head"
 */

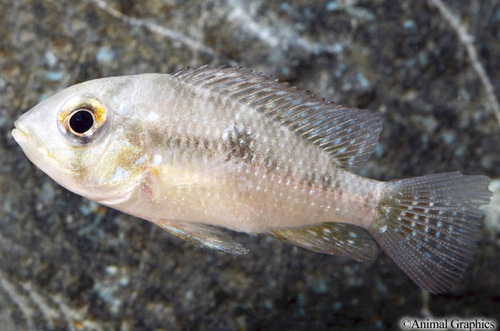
xmin=12 ymin=76 xmax=148 ymax=204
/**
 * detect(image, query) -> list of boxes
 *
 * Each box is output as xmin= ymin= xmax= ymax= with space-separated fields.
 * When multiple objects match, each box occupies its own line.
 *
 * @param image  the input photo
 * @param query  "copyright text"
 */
xmin=399 ymin=317 xmax=496 ymax=330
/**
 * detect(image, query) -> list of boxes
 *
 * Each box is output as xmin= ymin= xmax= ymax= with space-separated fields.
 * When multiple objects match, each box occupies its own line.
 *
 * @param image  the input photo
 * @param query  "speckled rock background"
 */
xmin=1 ymin=0 xmax=500 ymax=330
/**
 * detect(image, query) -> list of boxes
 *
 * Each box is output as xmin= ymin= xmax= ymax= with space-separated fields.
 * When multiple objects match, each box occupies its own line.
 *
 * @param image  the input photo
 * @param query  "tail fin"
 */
xmin=369 ymin=172 xmax=491 ymax=293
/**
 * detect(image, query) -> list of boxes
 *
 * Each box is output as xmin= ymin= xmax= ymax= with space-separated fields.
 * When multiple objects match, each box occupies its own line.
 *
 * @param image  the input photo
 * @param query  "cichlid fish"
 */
xmin=12 ymin=66 xmax=491 ymax=292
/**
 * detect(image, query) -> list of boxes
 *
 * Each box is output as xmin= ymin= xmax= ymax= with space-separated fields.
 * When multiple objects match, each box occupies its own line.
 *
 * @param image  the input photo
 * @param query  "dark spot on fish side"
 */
xmin=227 ymin=129 xmax=256 ymax=163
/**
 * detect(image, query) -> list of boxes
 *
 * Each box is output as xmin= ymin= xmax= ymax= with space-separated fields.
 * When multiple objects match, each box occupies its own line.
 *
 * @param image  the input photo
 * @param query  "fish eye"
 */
xmin=69 ymin=109 xmax=95 ymax=134
xmin=58 ymin=95 xmax=108 ymax=145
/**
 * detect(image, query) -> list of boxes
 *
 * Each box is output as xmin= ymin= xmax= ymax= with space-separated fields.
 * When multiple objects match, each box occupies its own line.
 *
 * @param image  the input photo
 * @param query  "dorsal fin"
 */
xmin=270 ymin=223 xmax=378 ymax=262
xmin=173 ymin=66 xmax=382 ymax=169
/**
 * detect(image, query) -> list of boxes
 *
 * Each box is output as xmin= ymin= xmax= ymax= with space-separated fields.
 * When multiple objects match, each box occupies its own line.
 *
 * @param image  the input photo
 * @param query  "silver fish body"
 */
xmin=12 ymin=66 xmax=491 ymax=293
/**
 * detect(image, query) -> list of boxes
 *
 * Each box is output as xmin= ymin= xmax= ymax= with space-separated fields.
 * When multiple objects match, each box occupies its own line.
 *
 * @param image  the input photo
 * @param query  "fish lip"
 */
xmin=12 ymin=120 xmax=31 ymax=144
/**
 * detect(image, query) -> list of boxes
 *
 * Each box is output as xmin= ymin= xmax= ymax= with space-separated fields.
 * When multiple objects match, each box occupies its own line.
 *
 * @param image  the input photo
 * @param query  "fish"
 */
xmin=12 ymin=66 xmax=491 ymax=293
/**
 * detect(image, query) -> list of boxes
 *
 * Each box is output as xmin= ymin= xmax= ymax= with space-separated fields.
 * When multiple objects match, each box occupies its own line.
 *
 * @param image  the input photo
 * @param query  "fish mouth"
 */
xmin=12 ymin=120 xmax=58 ymax=175
xmin=12 ymin=121 xmax=31 ymax=145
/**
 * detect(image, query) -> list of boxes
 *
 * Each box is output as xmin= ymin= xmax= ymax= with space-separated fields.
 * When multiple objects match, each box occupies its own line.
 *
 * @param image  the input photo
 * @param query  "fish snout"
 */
xmin=12 ymin=120 xmax=33 ymax=145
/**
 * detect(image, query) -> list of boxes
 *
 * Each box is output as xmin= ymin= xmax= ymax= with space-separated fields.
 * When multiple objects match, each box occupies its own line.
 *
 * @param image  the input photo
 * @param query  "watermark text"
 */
xmin=400 ymin=317 xmax=496 ymax=330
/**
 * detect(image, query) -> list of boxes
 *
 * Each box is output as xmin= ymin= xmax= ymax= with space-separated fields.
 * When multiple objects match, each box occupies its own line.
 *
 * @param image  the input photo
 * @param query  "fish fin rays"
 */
xmin=155 ymin=219 xmax=248 ymax=254
xmin=369 ymin=172 xmax=491 ymax=293
xmin=173 ymin=66 xmax=382 ymax=169
xmin=269 ymin=222 xmax=379 ymax=262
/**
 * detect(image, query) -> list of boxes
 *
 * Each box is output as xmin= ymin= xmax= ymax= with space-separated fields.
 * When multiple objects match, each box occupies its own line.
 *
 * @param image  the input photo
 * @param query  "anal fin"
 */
xmin=270 ymin=223 xmax=379 ymax=262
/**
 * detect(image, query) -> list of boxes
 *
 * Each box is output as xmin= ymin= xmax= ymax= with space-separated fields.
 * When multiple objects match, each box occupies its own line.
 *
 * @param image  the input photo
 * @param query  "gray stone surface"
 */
xmin=1 ymin=0 xmax=499 ymax=329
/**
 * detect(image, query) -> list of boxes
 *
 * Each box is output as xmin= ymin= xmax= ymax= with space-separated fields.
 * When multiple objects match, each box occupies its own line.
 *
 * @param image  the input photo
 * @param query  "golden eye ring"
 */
xmin=58 ymin=95 xmax=108 ymax=145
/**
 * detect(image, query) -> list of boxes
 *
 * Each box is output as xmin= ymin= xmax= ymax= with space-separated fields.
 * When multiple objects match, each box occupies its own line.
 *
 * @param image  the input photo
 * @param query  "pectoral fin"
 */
xmin=154 ymin=219 xmax=248 ymax=254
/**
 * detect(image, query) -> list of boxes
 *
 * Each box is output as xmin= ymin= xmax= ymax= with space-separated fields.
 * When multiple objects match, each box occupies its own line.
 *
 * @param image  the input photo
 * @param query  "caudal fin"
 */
xmin=369 ymin=172 xmax=491 ymax=293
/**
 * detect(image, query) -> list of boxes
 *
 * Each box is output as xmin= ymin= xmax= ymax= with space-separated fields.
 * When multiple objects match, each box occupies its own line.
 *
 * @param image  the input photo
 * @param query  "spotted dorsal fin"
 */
xmin=270 ymin=223 xmax=379 ymax=262
xmin=173 ymin=66 xmax=382 ymax=169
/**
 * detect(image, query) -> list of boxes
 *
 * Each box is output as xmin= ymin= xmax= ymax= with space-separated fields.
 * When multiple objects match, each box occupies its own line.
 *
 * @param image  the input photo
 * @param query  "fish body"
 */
xmin=12 ymin=66 xmax=491 ymax=292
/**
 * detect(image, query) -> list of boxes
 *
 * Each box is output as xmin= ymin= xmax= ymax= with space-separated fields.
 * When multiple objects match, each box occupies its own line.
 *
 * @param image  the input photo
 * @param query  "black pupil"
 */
xmin=69 ymin=110 xmax=94 ymax=134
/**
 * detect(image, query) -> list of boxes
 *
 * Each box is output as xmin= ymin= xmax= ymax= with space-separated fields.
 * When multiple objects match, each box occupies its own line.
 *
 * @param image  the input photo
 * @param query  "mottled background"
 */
xmin=1 ymin=0 xmax=500 ymax=330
